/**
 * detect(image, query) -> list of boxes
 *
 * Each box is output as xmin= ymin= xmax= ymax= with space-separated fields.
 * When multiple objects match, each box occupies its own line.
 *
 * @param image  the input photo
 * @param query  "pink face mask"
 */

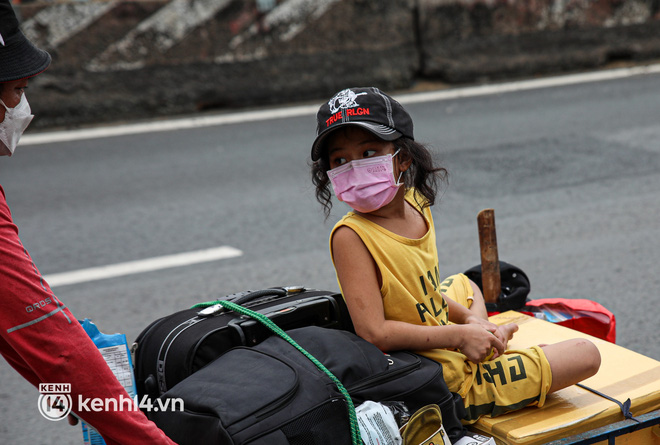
xmin=328 ymin=150 xmax=402 ymax=213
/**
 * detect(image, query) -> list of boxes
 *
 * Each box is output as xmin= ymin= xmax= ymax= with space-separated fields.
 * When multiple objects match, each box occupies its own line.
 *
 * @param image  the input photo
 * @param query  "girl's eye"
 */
xmin=333 ymin=157 xmax=347 ymax=167
xmin=363 ymin=150 xmax=376 ymax=158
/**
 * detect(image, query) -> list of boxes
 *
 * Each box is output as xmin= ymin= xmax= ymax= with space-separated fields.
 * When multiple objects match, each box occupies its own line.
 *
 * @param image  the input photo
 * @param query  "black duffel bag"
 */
xmin=150 ymin=324 xmax=466 ymax=445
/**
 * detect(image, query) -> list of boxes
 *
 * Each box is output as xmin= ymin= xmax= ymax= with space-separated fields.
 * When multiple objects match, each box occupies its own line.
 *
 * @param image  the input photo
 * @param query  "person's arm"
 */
xmin=332 ymin=226 xmax=503 ymax=362
xmin=0 ymin=189 xmax=176 ymax=445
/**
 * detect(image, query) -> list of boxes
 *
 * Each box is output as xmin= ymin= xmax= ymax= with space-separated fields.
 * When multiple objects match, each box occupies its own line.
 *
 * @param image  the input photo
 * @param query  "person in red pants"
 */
xmin=0 ymin=2 xmax=177 ymax=443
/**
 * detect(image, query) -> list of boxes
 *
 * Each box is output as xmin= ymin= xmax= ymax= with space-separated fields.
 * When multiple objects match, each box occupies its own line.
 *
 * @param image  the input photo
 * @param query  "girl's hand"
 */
xmin=464 ymin=316 xmax=518 ymax=357
xmin=458 ymin=324 xmax=505 ymax=363
xmin=494 ymin=323 xmax=519 ymax=353
xmin=465 ymin=315 xmax=499 ymax=332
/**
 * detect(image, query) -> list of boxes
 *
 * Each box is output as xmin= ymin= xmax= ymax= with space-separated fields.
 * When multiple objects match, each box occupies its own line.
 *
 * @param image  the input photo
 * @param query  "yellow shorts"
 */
xmin=440 ymin=273 xmax=475 ymax=309
xmin=421 ymin=274 xmax=553 ymax=423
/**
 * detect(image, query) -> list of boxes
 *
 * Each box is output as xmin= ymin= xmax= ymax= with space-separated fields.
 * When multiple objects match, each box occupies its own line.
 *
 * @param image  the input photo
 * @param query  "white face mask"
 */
xmin=0 ymin=94 xmax=34 ymax=156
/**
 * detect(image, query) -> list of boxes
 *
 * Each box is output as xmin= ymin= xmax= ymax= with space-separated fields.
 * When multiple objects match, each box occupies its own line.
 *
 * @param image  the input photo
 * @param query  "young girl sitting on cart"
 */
xmin=309 ymin=87 xmax=601 ymax=421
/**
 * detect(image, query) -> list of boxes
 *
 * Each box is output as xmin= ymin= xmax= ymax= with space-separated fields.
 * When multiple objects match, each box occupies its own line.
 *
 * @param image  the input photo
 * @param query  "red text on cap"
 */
xmin=326 ymin=107 xmax=370 ymax=127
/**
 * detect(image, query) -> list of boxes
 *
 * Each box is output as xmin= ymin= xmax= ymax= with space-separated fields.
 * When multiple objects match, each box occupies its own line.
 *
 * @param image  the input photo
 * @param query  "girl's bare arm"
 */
xmin=332 ymin=226 xmax=503 ymax=362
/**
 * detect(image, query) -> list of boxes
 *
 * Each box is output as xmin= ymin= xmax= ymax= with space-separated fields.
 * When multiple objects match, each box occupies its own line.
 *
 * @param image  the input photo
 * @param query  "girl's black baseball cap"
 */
xmin=311 ymin=87 xmax=414 ymax=161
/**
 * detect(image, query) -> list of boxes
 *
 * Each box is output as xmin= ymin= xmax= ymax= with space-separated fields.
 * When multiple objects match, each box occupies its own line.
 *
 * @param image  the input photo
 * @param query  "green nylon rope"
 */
xmin=191 ymin=299 xmax=221 ymax=309
xmin=209 ymin=300 xmax=361 ymax=445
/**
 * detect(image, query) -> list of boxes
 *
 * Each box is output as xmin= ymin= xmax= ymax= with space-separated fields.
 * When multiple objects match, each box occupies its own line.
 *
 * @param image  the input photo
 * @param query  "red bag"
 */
xmin=523 ymin=298 xmax=616 ymax=343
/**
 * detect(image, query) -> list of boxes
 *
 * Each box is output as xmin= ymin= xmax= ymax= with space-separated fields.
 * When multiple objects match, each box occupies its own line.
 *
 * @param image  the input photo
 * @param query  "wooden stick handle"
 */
xmin=477 ymin=209 xmax=501 ymax=304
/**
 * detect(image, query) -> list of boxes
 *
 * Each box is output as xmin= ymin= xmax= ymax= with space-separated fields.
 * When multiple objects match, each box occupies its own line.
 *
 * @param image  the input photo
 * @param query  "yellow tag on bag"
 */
xmin=399 ymin=404 xmax=451 ymax=445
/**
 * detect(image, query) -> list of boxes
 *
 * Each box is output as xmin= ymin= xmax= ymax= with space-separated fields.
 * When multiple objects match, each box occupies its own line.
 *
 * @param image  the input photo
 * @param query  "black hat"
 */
xmin=0 ymin=0 xmax=51 ymax=83
xmin=311 ymin=87 xmax=414 ymax=161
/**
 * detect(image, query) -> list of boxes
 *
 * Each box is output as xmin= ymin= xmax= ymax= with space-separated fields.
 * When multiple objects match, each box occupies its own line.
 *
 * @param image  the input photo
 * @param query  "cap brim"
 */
xmin=311 ymin=121 xmax=402 ymax=161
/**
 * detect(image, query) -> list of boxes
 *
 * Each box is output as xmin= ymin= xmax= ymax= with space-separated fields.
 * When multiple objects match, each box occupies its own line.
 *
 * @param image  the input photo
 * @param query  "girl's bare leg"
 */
xmin=541 ymin=339 xmax=601 ymax=393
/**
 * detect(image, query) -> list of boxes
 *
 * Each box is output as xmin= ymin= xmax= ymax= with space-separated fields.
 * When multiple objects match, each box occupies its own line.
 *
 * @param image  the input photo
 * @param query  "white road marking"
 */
xmin=43 ymin=245 xmax=243 ymax=287
xmin=20 ymin=105 xmax=319 ymax=146
xmin=21 ymin=63 xmax=660 ymax=147
xmin=398 ymin=63 xmax=660 ymax=104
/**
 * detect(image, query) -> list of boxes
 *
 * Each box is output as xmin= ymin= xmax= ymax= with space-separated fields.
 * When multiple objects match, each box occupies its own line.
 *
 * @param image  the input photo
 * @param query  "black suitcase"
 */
xmin=132 ymin=286 xmax=353 ymax=402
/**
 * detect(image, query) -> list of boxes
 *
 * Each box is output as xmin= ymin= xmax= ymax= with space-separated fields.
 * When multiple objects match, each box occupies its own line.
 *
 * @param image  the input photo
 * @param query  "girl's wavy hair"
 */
xmin=311 ymin=136 xmax=448 ymax=219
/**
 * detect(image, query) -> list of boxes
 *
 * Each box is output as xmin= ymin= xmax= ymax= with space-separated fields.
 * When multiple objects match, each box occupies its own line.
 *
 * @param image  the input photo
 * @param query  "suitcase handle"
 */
xmin=232 ymin=288 xmax=289 ymax=306
xmin=193 ymin=287 xmax=297 ymax=315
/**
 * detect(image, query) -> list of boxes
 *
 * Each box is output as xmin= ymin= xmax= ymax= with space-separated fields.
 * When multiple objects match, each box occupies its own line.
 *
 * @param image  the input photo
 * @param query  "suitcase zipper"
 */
xmin=156 ymin=316 xmax=205 ymax=394
xmin=253 ymin=383 xmax=299 ymax=421
xmin=435 ymin=390 xmax=455 ymax=410
xmin=348 ymin=355 xmax=454 ymax=409
xmin=390 ymin=365 xmax=451 ymax=406
xmin=345 ymin=353 xmax=421 ymax=393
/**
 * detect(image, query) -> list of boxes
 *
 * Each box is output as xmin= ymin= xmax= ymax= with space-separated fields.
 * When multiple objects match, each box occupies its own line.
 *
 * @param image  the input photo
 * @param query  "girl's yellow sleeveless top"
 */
xmin=330 ymin=188 xmax=449 ymax=328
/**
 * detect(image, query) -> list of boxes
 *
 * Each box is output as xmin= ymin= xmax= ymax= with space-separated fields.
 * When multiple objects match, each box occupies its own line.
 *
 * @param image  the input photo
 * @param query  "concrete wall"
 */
xmin=419 ymin=0 xmax=660 ymax=82
xmin=15 ymin=0 xmax=660 ymax=129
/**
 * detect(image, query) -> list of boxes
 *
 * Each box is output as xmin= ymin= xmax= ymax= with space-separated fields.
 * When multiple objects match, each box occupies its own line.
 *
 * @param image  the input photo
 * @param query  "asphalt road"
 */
xmin=1 ymin=67 xmax=660 ymax=443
